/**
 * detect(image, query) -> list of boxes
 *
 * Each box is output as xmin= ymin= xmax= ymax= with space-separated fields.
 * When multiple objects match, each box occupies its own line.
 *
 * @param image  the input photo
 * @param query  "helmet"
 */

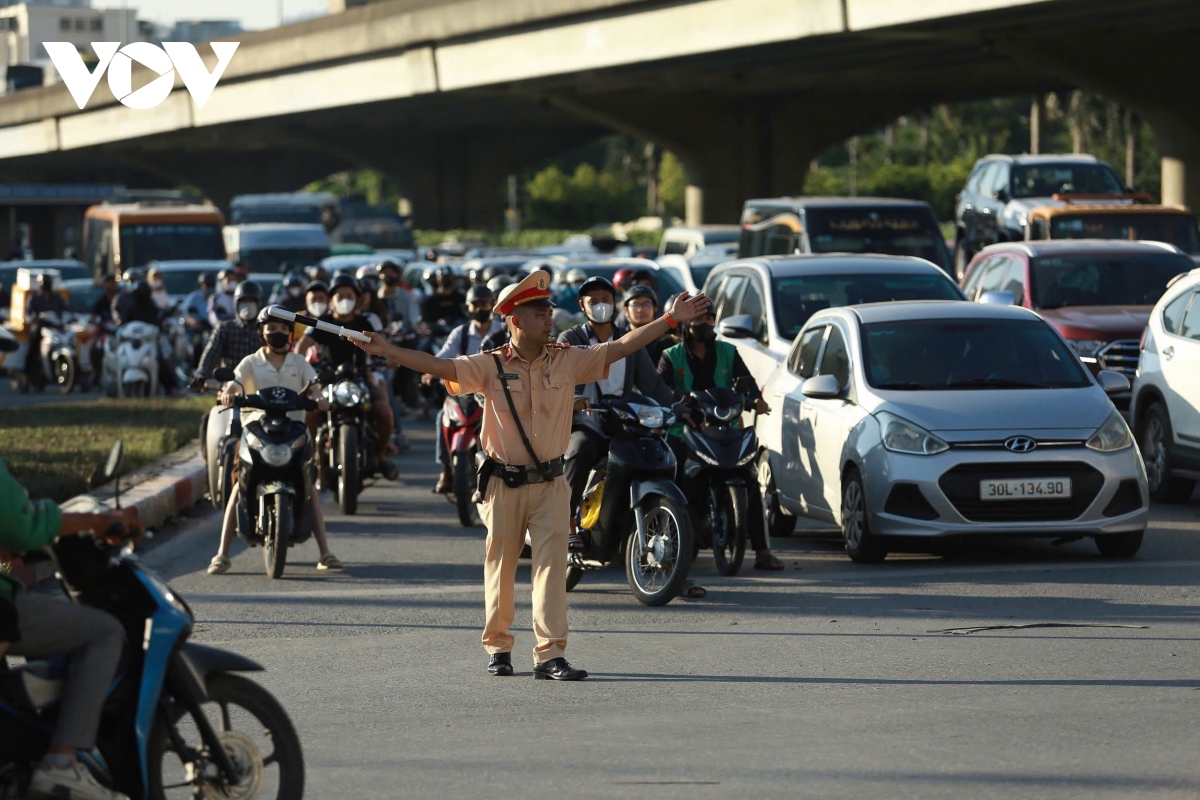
xmin=577 ymin=276 xmax=617 ymax=301
xmin=329 ymin=273 xmax=361 ymax=296
xmin=37 ymin=273 xmax=54 ymax=292
xmin=216 ymin=268 xmax=235 ymax=283
xmin=132 ymin=280 xmax=152 ymax=300
xmin=487 ymin=274 xmax=514 ymax=294
xmin=233 ymin=280 xmax=263 ymax=303
xmin=283 ymin=272 xmax=305 ymax=289
xmin=563 ymin=268 xmax=588 ymax=286
xmin=424 ymin=265 xmax=452 ymax=287
xmin=256 ymin=306 xmax=283 ymax=329
xmin=466 ymin=284 xmax=494 ymax=306
xmin=622 ymin=284 xmax=658 ymax=307
xmin=376 ymin=258 xmax=403 ymax=275
xmin=304 ymin=279 xmax=329 ymax=296
xmin=198 ymin=271 xmax=215 ymax=288
xmin=480 ymin=265 xmax=505 ymax=283
xmin=612 ymin=268 xmax=635 ymax=292
xmin=355 ymin=264 xmax=380 ymax=286
xmin=123 ymin=267 xmax=145 ymax=284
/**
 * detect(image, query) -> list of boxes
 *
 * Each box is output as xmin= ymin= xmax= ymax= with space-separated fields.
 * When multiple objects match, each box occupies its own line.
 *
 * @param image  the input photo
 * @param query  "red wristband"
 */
xmin=664 ymin=312 xmax=678 ymax=329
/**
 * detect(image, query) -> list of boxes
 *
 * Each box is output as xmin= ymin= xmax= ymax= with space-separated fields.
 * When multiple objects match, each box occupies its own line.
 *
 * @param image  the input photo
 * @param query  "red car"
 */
xmin=960 ymin=240 xmax=1194 ymax=403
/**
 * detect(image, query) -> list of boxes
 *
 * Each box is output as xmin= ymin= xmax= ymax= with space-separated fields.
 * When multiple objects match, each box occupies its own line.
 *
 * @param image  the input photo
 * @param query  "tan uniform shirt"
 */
xmin=448 ymin=342 xmax=614 ymax=464
xmin=233 ymin=349 xmax=318 ymax=423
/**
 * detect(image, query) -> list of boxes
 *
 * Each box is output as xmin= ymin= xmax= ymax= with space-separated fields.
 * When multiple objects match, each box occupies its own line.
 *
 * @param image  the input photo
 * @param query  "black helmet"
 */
xmin=233 ymin=280 xmax=263 ymax=303
xmin=480 ymin=265 xmax=506 ymax=283
xmin=304 ymin=279 xmax=329 ymax=296
xmin=466 ymin=285 xmax=494 ymax=306
xmin=329 ymin=273 xmax=361 ymax=296
xmin=255 ymin=306 xmax=280 ymax=329
xmin=577 ymin=276 xmax=617 ymax=301
xmin=37 ymin=273 xmax=54 ymax=292
xmin=283 ymin=272 xmax=304 ymax=289
xmin=622 ymin=284 xmax=658 ymax=307
xmin=132 ymin=280 xmax=152 ymax=300
xmin=198 ymin=271 xmax=215 ymax=288
xmin=376 ymin=258 xmax=403 ymax=274
xmin=487 ymin=274 xmax=514 ymax=294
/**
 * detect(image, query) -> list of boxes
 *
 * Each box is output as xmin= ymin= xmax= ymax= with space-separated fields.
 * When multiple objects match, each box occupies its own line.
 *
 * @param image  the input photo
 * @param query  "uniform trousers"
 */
xmin=478 ymin=475 xmax=571 ymax=664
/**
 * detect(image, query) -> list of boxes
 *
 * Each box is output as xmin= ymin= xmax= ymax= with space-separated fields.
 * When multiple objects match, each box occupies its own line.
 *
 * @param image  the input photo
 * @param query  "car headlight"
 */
xmin=876 ymin=411 xmax=949 ymax=456
xmin=1086 ymin=410 xmax=1133 ymax=453
xmin=334 ymin=380 xmax=364 ymax=406
xmin=637 ymin=406 xmax=664 ymax=429
xmin=261 ymin=444 xmax=292 ymax=466
xmin=1068 ymin=339 xmax=1107 ymax=358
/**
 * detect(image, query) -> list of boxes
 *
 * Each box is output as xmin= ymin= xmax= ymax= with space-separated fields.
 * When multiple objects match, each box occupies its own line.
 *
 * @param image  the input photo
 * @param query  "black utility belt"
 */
xmin=475 ymin=455 xmax=565 ymax=498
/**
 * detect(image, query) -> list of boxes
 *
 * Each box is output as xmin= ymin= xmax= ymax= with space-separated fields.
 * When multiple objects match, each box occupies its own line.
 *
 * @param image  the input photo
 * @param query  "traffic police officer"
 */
xmin=353 ymin=270 xmax=711 ymax=679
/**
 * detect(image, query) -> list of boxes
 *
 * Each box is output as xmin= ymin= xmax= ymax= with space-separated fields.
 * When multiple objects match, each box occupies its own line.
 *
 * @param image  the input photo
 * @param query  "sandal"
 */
xmin=318 ymin=553 xmax=343 ymax=571
xmin=206 ymin=555 xmax=231 ymax=575
xmin=681 ymin=579 xmax=707 ymax=599
xmin=568 ymin=530 xmax=586 ymax=552
xmin=382 ymin=461 xmax=399 ymax=481
xmin=753 ymin=551 xmax=786 ymax=571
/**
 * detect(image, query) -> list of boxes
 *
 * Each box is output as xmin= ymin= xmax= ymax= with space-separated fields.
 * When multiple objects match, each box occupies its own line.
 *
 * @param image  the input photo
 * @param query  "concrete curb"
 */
xmin=12 ymin=442 xmax=209 ymax=584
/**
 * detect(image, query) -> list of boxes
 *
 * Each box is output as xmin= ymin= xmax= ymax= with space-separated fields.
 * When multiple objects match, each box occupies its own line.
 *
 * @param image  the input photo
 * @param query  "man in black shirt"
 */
xmin=296 ymin=274 xmax=398 ymax=480
xmin=419 ymin=267 xmax=466 ymax=325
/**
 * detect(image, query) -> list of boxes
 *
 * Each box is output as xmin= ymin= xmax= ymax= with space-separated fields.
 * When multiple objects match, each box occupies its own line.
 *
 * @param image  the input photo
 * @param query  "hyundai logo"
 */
xmin=1004 ymin=436 xmax=1038 ymax=453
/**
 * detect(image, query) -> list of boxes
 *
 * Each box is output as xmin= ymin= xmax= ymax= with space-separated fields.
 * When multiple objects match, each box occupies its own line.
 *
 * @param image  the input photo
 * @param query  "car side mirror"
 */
xmin=1097 ymin=369 xmax=1131 ymax=395
xmin=719 ymin=313 xmax=756 ymax=340
xmin=213 ymin=367 xmax=236 ymax=382
xmin=995 ymin=188 xmax=1011 ymax=203
xmin=801 ymin=374 xmax=841 ymax=399
xmin=979 ymin=290 xmax=1016 ymax=306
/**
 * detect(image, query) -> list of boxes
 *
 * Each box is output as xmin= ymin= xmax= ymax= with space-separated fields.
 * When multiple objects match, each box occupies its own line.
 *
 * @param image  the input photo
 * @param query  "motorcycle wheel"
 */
xmin=712 ymin=485 xmax=748 ymax=577
xmin=147 ymin=672 xmax=305 ymax=800
xmin=52 ymin=355 xmax=74 ymax=394
xmin=265 ymin=493 xmax=291 ymax=579
xmin=338 ymin=424 xmax=359 ymax=515
xmin=625 ymin=496 xmax=693 ymax=606
xmin=566 ymin=566 xmax=583 ymax=592
xmin=453 ymin=450 xmax=478 ymax=527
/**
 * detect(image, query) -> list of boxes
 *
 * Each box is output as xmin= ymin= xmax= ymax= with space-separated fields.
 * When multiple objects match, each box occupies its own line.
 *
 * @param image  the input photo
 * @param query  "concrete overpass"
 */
xmin=0 ymin=0 xmax=1195 ymax=228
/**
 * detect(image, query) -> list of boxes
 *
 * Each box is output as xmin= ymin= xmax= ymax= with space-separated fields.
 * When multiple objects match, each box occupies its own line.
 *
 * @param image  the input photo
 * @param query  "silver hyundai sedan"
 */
xmin=759 ymin=301 xmax=1149 ymax=563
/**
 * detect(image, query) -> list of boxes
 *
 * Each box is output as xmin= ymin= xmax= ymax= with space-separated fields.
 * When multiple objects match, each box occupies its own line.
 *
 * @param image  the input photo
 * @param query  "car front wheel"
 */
xmin=841 ymin=468 xmax=887 ymax=564
xmin=1139 ymin=403 xmax=1196 ymax=504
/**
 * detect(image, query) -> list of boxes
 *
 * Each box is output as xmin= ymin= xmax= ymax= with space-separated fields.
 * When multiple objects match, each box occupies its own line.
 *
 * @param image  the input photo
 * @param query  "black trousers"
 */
xmin=565 ymin=426 xmax=609 ymax=517
xmin=668 ymin=434 xmax=769 ymax=552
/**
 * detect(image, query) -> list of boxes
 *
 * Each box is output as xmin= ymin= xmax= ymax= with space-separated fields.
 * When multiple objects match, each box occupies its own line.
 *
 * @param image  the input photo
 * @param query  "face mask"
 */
xmin=471 ymin=308 xmax=493 ymax=323
xmin=689 ymin=323 xmax=716 ymax=343
xmin=152 ymin=280 xmax=164 ymax=290
xmin=287 ymin=286 xmax=302 ymax=298
xmin=586 ymin=302 xmax=614 ymax=324
xmin=237 ymin=303 xmax=258 ymax=322
xmin=308 ymin=301 xmax=328 ymax=317
xmin=382 ymin=275 xmax=399 ymax=287
xmin=334 ymin=297 xmax=356 ymax=316
xmin=265 ymin=331 xmax=290 ymax=351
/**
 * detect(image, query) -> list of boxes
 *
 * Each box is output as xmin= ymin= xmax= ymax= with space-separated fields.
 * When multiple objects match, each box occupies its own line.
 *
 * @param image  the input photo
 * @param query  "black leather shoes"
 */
xmin=533 ymin=657 xmax=588 ymax=681
xmin=487 ymin=653 xmax=513 ymax=676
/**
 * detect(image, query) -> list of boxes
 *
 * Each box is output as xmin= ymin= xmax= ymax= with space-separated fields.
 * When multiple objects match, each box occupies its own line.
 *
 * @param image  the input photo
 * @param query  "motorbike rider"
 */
xmin=657 ymin=310 xmax=784 ymax=572
xmin=623 ymin=285 xmax=675 ymax=365
xmin=89 ymin=274 xmax=121 ymax=375
xmin=207 ymin=268 xmax=242 ymax=328
xmin=207 ymin=310 xmax=342 ymax=575
xmin=293 ymin=280 xmax=330 ymax=346
xmin=559 ymin=277 xmax=672 ymax=551
xmin=113 ymin=279 xmax=158 ymax=326
xmin=0 ymin=455 xmax=140 ymax=800
xmin=377 ymin=258 xmax=420 ymax=327
xmin=182 ymin=272 xmax=215 ymax=330
xmin=355 ymin=265 xmax=392 ymax=327
xmin=271 ymin=272 xmax=308 ymax=313
xmin=553 ymin=267 xmax=588 ymax=314
xmin=22 ymin=273 xmax=68 ymax=386
xmin=295 ymin=274 xmax=400 ymax=481
xmin=426 ymin=284 xmax=502 ymax=493
xmin=419 ymin=266 xmax=466 ymax=325
xmin=193 ymin=280 xmax=266 ymax=385
xmin=146 ymin=267 xmax=172 ymax=311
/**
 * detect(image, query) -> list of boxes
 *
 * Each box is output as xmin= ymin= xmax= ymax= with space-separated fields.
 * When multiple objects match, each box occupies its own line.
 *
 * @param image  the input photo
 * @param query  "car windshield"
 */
xmin=689 ymin=264 xmax=715 ymax=287
xmin=156 ymin=269 xmax=210 ymax=296
xmin=1031 ymin=253 xmax=1189 ymax=309
xmin=67 ymin=284 xmax=102 ymax=314
xmin=1011 ymin=164 xmax=1124 ymax=198
xmin=2 ymin=262 xmax=88 ymax=282
xmin=120 ymin=223 xmax=226 ymax=269
xmin=805 ymin=209 xmax=951 ymax=271
xmin=862 ymin=318 xmax=1091 ymax=390
xmin=1048 ymin=213 xmax=1200 ymax=255
xmin=772 ymin=272 xmax=965 ymax=340
xmin=239 ymin=247 xmax=331 ymax=273
xmin=232 ymin=206 xmax=323 ymax=226
xmin=702 ymin=231 xmax=740 ymax=244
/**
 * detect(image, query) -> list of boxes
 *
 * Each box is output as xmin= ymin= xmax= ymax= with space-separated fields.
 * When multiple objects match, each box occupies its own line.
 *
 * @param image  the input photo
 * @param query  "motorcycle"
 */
xmin=567 ymin=394 xmax=695 ymax=606
xmin=200 ymin=385 xmax=243 ymax=511
xmin=676 ymin=380 xmax=761 ymax=576
xmin=387 ymin=320 xmax=421 ymax=410
xmin=317 ymin=363 xmax=379 ymax=516
xmin=161 ymin=306 xmax=195 ymax=389
xmin=16 ymin=311 xmax=84 ymax=394
xmin=103 ymin=321 xmax=160 ymax=398
xmin=441 ymin=389 xmax=483 ymax=526
xmin=214 ymin=366 xmax=319 ymax=579
xmin=0 ymin=441 xmax=305 ymax=798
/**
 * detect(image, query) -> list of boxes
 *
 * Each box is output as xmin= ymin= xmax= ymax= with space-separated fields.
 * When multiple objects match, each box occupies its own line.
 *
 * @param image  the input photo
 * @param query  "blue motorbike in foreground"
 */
xmin=0 ymin=442 xmax=304 ymax=799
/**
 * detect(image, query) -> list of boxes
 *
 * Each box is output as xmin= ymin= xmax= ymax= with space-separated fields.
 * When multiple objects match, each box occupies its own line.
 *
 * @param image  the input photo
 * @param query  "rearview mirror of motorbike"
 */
xmin=203 ymin=378 xmax=223 ymax=391
xmin=213 ymin=367 xmax=236 ymax=383
xmin=88 ymin=439 xmax=125 ymax=499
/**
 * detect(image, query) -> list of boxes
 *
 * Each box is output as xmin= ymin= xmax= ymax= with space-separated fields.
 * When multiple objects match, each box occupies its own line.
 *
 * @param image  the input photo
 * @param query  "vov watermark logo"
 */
xmin=44 ymin=42 xmax=239 ymax=110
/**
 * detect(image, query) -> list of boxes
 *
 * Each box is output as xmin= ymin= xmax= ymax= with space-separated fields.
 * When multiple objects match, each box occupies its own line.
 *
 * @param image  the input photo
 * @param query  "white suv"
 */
xmin=1131 ymin=268 xmax=1200 ymax=503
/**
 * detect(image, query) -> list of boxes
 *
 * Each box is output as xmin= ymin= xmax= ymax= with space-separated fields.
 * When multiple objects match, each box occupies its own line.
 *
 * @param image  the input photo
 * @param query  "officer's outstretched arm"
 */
xmin=605 ymin=292 xmax=711 ymax=365
xmin=353 ymin=331 xmax=458 ymax=380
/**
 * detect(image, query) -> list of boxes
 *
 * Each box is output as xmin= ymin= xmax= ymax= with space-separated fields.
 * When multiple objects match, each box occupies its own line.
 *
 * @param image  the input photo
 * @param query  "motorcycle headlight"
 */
xmin=1086 ymin=410 xmax=1134 ymax=453
xmin=261 ymin=444 xmax=292 ymax=466
xmin=637 ymin=406 xmax=665 ymax=429
xmin=290 ymin=432 xmax=309 ymax=450
xmin=876 ymin=411 xmax=949 ymax=456
xmin=1068 ymin=339 xmax=1107 ymax=358
xmin=334 ymin=381 xmax=364 ymax=406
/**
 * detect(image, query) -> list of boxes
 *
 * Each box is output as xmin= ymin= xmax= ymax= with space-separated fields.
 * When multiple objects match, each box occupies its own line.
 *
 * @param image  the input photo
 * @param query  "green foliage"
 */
xmin=524 ymin=163 xmax=645 ymax=228
xmin=305 ymin=170 xmax=403 ymax=209
xmin=659 ymin=151 xmax=687 ymax=219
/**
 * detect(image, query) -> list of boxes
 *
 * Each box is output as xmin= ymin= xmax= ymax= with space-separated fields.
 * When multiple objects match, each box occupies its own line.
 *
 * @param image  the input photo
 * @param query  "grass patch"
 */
xmin=0 ymin=396 xmax=211 ymax=503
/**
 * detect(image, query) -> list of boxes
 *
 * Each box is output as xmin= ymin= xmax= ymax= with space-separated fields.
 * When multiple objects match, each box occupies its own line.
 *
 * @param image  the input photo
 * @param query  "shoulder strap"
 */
xmin=490 ymin=354 xmax=551 ymax=478
xmin=459 ymin=324 xmax=470 ymax=356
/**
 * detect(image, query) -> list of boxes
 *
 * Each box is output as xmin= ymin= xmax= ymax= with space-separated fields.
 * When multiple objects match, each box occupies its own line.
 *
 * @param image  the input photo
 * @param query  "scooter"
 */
xmin=317 ymin=363 xmax=379 ymax=516
xmin=441 ymin=389 xmax=483 ymax=527
xmin=103 ymin=321 xmax=160 ymax=398
xmin=676 ymin=380 xmax=761 ymax=576
xmin=12 ymin=311 xmax=83 ymax=394
xmin=568 ymin=394 xmax=695 ymax=606
xmin=215 ymin=366 xmax=319 ymax=579
xmin=201 ymin=388 xmax=243 ymax=511
xmin=0 ymin=441 xmax=305 ymax=798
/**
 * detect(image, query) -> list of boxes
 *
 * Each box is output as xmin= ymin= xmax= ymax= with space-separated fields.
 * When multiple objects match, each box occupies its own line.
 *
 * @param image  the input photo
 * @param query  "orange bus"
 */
xmin=82 ymin=201 xmax=227 ymax=280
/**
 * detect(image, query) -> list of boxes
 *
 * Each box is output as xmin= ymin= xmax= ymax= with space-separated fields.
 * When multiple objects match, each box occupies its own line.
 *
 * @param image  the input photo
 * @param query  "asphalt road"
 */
xmin=0 ymin=378 xmax=97 ymax=407
xmin=141 ymin=420 xmax=1200 ymax=800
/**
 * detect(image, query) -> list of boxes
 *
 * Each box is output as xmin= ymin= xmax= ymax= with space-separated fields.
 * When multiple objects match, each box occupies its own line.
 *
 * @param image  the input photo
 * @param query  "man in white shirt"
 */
xmin=207 ymin=311 xmax=343 ymax=575
xmin=426 ymin=284 xmax=502 ymax=493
